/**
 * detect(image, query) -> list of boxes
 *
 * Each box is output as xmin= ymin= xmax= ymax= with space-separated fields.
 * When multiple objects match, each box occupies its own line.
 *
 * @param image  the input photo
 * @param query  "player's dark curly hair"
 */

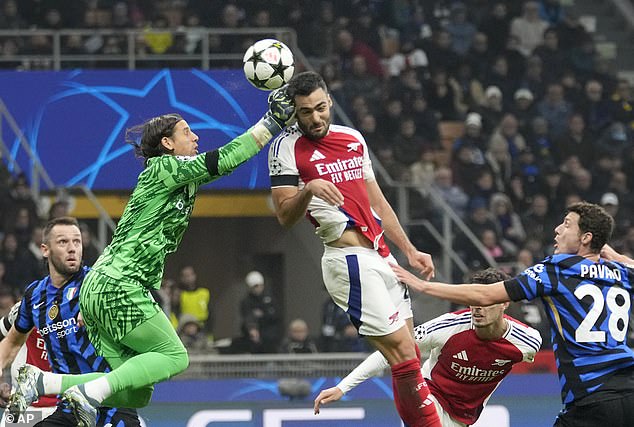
xmin=566 ymin=202 xmax=614 ymax=253
xmin=125 ymin=113 xmax=183 ymax=165
xmin=286 ymin=71 xmax=328 ymax=98
xmin=471 ymin=268 xmax=510 ymax=284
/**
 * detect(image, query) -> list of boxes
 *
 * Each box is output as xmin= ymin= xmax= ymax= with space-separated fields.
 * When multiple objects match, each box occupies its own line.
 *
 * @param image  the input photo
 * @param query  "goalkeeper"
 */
xmin=9 ymin=88 xmax=295 ymax=427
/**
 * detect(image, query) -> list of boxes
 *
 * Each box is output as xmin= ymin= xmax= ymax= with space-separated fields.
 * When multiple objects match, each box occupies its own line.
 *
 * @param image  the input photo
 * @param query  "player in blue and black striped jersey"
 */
xmin=391 ymin=202 xmax=634 ymax=427
xmin=0 ymin=217 xmax=141 ymax=426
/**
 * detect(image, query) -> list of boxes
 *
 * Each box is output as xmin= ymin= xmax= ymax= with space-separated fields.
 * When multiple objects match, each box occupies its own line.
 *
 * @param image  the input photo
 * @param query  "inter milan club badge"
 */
xmin=48 ymin=303 xmax=59 ymax=320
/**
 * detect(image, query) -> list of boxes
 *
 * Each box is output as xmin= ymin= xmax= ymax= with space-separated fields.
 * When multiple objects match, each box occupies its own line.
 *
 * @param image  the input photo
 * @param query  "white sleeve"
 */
xmin=337 ymin=350 xmax=389 ymax=394
xmin=268 ymin=131 xmax=299 ymax=186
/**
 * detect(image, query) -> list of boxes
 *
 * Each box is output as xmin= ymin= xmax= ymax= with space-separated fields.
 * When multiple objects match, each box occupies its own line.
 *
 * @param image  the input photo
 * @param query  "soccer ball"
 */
xmin=243 ymin=39 xmax=294 ymax=91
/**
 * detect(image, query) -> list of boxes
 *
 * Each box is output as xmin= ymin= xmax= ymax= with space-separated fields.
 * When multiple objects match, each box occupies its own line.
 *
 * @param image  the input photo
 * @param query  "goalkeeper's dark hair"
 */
xmin=126 ymin=113 xmax=183 ymax=166
xmin=471 ymin=268 xmax=510 ymax=284
xmin=43 ymin=216 xmax=80 ymax=244
xmin=286 ymin=71 xmax=328 ymax=99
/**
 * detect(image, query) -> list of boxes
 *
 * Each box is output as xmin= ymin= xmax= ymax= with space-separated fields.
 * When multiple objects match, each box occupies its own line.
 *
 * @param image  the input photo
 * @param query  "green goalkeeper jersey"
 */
xmin=92 ymin=132 xmax=260 ymax=289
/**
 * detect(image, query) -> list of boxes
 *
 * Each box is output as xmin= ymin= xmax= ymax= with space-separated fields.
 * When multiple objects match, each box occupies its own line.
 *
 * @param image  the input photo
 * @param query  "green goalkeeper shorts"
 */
xmin=80 ymin=269 xmax=161 ymax=359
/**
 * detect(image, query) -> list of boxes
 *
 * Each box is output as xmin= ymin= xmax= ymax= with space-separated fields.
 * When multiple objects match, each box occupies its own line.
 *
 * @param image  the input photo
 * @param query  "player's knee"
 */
xmin=171 ymin=348 xmax=189 ymax=375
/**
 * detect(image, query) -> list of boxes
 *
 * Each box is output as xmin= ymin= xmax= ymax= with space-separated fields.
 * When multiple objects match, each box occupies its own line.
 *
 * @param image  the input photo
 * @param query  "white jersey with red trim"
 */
xmin=269 ymin=124 xmax=390 ymax=256
xmin=415 ymin=310 xmax=542 ymax=425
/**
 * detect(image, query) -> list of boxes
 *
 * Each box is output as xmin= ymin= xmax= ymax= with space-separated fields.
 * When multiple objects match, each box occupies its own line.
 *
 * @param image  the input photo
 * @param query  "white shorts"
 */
xmin=428 ymin=394 xmax=468 ymax=427
xmin=321 ymin=245 xmax=412 ymax=336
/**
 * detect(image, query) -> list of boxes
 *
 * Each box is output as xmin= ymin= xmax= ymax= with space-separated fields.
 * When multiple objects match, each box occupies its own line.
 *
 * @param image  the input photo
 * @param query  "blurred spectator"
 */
xmin=600 ymin=192 xmax=631 ymax=238
xmin=451 ymin=113 xmax=486 ymax=192
xmin=490 ymin=113 xmax=527 ymax=161
xmin=1 ymin=174 xmax=39 ymax=234
xmin=79 ymin=222 xmax=100 ymax=267
xmin=178 ymin=265 xmax=213 ymax=336
xmin=424 ymin=29 xmax=461 ymax=75
xmin=425 ymin=67 xmax=465 ymax=120
xmin=409 ymin=92 xmax=441 ymax=147
xmin=0 ymin=261 xmax=15 ymax=296
xmin=607 ymin=170 xmax=634 ymax=214
xmin=555 ymin=6 xmax=588 ymax=51
xmin=556 ymin=113 xmax=594 ymax=167
xmin=443 ymin=2 xmax=476 ymax=56
xmin=595 ymin=121 xmax=630 ymax=159
xmin=279 ymin=318 xmax=318 ymax=354
xmin=502 ymin=35 xmax=527 ymax=79
xmin=333 ymin=323 xmax=372 ymax=353
xmin=526 ymin=116 xmax=555 ymax=164
xmin=335 ymin=28 xmax=384 ymax=79
xmin=510 ymin=1 xmax=548 ymax=56
xmin=319 ymin=297 xmax=351 ymax=352
xmin=454 ymin=61 xmax=485 ymax=110
xmin=532 ymin=28 xmax=566 ymax=83
xmin=465 ymin=32 xmax=492 ymax=83
xmin=0 ymin=232 xmax=41 ymax=295
xmin=569 ymin=34 xmax=597 ymax=80
xmin=610 ymin=79 xmax=634 ymax=129
xmin=536 ymin=83 xmax=572 ymax=138
xmin=178 ymin=313 xmax=208 ymax=351
xmin=144 ymin=15 xmax=173 ymax=54
xmin=392 ymin=117 xmax=428 ymax=169
xmin=239 ymin=270 xmax=281 ymax=353
xmin=0 ymin=0 xmax=26 ymax=29
xmin=513 ymin=148 xmax=541 ymax=197
xmin=490 ymin=192 xmax=526 ymax=249
xmin=431 ymin=167 xmax=469 ymax=219
xmin=485 ymin=56 xmax=516 ymax=105
xmin=579 ymin=79 xmax=614 ymax=137
xmin=521 ymin=194 xmax=555 ymax=249
xmin=342 ymin=55 xmax=382 ymax=109
xmin=539 ymin=164 xmax=567 ymax=214
xmin=48 ymin=200 xmax=70 ymax=220
xmin=510 ymin=88 xmax=536 ymax=134
xmin=479 ymin=2 xmax=511 ymax=55
xmin=485 ymin=137 xmax=513 ymax=193
xmin=0 ymin=288 xmax=16 ymax=318
xmin=475 ymin=86 xmax=505 ymax=137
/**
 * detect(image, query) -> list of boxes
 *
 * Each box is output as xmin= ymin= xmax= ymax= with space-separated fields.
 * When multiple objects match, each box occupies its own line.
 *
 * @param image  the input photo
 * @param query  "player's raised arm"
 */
xmin=390 ymin=263 xmax=510 ymax=306
xmin=601 ymin=244 xmax=634 ymax=268
xmin=366 ymin=180 xmax=434 ymax=279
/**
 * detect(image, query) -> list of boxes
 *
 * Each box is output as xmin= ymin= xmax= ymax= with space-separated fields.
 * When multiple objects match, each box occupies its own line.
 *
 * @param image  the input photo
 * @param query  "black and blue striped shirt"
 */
xmin=505 ymin=254 xmax=634 ymax=405
xmin=15 ymin=266 xmax=139 ymax=426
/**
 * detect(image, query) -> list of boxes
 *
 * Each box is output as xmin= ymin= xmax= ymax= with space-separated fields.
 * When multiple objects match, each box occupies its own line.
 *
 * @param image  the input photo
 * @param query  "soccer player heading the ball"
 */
xmin=9 ymin=90 xmax=295 ymax=427
xmin=268 ymin=71 xmax=440 ymax=427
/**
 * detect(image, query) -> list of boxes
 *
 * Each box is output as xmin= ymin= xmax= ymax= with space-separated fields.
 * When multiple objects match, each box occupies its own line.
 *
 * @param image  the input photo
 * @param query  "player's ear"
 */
xmin=581 ymin=232 xmax=593 ymax=246
xmin=160 ymin=136 xmax=173 ymax=151
xmin=328 ymin=94 xmax=333 ymax=107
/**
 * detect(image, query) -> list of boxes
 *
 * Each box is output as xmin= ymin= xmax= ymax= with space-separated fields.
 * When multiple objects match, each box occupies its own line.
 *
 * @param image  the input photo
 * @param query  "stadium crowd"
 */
xmin=1 ymin=0 xmax=634 ymax=352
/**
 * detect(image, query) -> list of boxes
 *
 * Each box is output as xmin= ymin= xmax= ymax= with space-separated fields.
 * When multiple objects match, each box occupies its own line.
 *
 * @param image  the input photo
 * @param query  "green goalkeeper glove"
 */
xmin=259 ymin=86 xmax=296 ymax=136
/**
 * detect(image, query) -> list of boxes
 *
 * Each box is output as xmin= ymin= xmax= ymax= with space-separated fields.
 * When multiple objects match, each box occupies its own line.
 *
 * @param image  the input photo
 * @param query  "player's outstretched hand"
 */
xmin=257 ymin=86 xmax=296 ymax=140
xmin=0 ymin=382 xmax=10 ymax=407
xmin=390 ymin=262 xmax=429 ymax=293
xmin=313 ymin=386 xmax=343 ymax=414
xmin=407 ymin=250 xmax=435 ymax=280
xmin=305 ymin=179 xmax=344 ymax=207
xmin=268 ymin=86 xmax=295 ymax=127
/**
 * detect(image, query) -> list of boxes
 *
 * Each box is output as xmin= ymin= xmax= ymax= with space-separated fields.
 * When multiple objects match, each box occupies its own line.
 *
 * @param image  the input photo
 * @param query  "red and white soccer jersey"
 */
xmin=416 ymin=310 xmax=542 ymax=425
xmin=269 ymin=124 xmax=389 ymax=256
